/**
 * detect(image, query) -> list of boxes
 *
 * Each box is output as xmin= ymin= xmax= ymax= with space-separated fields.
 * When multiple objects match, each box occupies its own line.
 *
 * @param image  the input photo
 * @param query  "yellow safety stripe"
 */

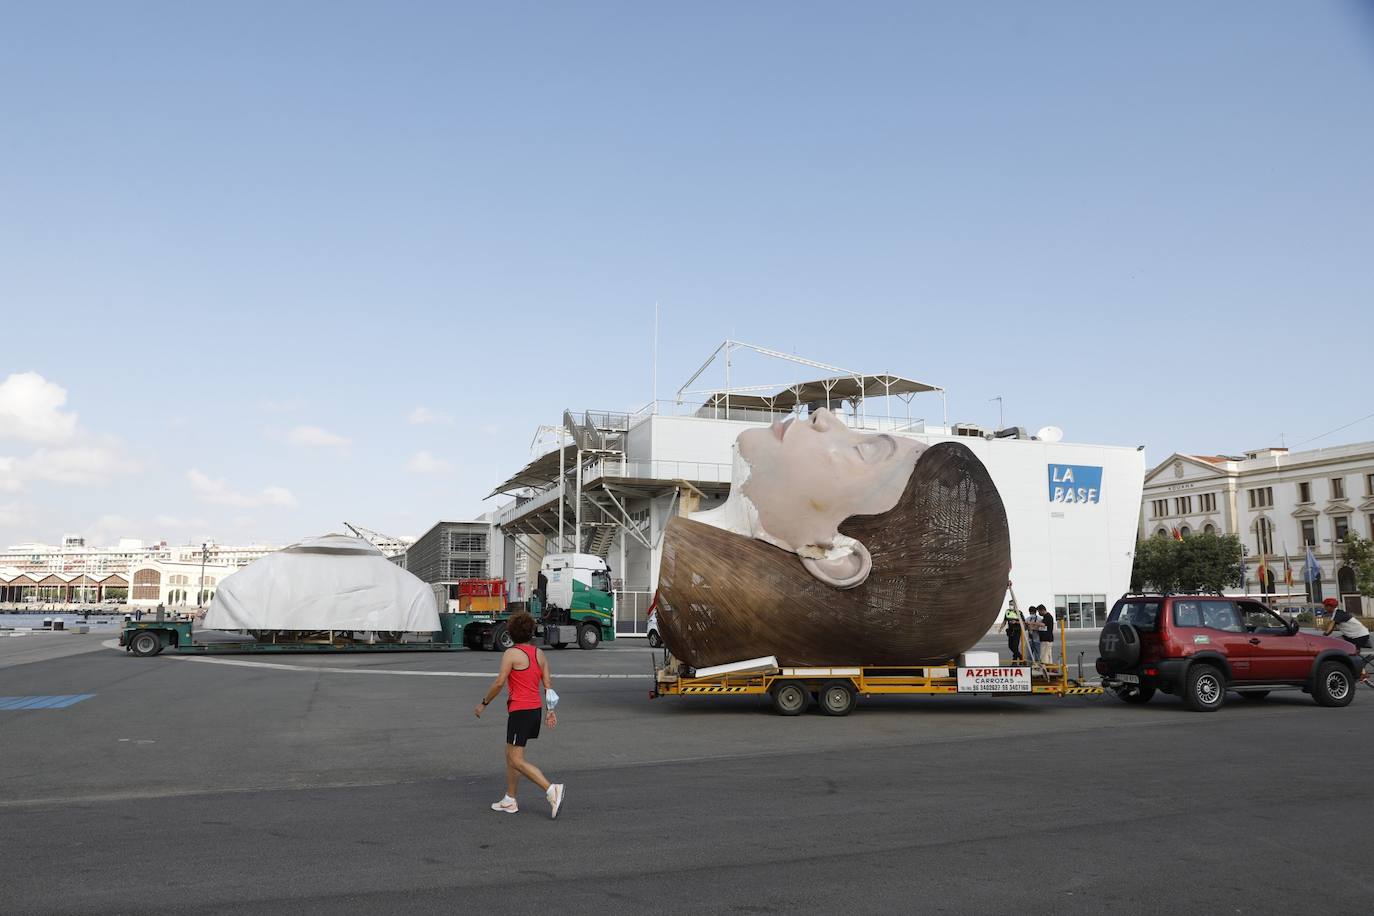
xmin=1063 ymin=687 xmax=1105 ymax=695
xmin=679 ymin=685 xmax=756 ymax=694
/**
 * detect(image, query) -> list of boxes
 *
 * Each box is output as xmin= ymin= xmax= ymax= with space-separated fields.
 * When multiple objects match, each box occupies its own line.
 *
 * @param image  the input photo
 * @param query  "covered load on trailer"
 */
xmin=203 ymin=533 xmax=439 ymax=633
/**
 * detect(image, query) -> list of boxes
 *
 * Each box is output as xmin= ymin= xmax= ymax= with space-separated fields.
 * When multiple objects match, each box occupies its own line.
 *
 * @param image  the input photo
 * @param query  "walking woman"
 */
xmin=474 ymin=612 xmax=565 ymax=818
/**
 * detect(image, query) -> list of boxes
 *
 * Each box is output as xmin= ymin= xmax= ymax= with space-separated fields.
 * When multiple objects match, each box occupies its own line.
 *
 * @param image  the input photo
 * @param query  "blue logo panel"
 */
xmin=1048 ymin=465 xmax=1103 ymax=504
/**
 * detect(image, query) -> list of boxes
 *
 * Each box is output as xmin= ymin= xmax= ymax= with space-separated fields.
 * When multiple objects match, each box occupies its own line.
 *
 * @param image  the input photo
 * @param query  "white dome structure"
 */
xmin=203 ymin=534 xmax=439 ymax=633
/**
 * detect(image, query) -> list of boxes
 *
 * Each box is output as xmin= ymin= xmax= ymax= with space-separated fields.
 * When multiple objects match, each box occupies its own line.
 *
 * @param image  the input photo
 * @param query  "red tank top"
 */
xmin=507 ymin=644 xmax=543 ymax=712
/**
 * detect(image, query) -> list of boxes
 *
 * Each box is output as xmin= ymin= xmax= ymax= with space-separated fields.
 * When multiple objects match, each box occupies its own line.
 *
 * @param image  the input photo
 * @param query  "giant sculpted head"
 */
xmin=694 ymin=408 xmax=924 ymax=588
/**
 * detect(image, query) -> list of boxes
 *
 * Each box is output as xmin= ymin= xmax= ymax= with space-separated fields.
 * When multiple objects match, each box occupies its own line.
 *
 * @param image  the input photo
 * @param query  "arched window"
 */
xmin=132 ymin=569 xmax=161 ymax=600
xmin=1255 ymin=517 xmax=1274 ymax=555
xmin=1262 ymin=568 xmax=1275 ymax=596
xmin=1203 ymin=524 xmax=1215 ymax=535
xmin=1179 ymin=526 xmax=1191 ymax=538
xmin=1156 ymin=528 xmax=1168 ymax=538
xmin=1338 ymin=566 xmax=1357 ymax=596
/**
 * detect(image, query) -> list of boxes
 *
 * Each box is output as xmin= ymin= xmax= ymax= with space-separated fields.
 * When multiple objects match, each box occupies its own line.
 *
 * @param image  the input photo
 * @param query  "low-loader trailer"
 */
xmin=651 ymin=628 xmax=1102 ymax=715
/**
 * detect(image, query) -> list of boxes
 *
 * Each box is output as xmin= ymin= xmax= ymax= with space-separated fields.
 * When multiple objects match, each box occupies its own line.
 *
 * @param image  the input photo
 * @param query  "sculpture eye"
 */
xmin=855 ymin=436 xmax=896 ymax=463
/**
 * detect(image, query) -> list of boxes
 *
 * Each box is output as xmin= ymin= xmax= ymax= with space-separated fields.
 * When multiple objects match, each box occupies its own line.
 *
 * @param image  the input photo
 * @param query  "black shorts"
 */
xmin=506 ymin=708 xmax=542 ymax=747
xmin=1345 ymin=634 xmax=1372 ymax=650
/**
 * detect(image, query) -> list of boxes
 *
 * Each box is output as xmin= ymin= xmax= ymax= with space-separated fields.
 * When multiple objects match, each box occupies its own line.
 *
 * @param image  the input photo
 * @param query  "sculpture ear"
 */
xmin=801 ymin=541 xmax=872 ymax=589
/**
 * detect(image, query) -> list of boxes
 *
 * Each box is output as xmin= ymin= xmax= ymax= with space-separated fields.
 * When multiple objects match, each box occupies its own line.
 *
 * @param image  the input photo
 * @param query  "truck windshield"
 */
xmin=1110 ymin=601 xmax=1162 ymax=632
xmin=590 ymin=571 xmax=611 ymax=594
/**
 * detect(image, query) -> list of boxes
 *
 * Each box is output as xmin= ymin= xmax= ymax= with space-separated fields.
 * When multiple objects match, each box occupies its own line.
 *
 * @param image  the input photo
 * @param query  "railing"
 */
xmin=590 ymin=458 xmax=733 ymax=484
xmin=614 ymin=590 xmax=655 ymax=635
xmin=627 ymin=399 xmax=926 ymax=434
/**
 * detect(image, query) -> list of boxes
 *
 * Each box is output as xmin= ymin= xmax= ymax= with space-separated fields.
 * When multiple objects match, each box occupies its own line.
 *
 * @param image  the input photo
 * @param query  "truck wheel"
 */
xmin=769 ymin=682 xmax=809 ymax=716
xmin=819 ymin=680 xmax=857 ymax=716
xmin=1313 ymin=661 xmax=1354 ymax=708
xmin=493 ymin=623 xmax=513 ymax=651
xmin=577 ymin=624 xmax=601 ymax=650
xmin=1238 ymin=690 xmax=1270 ymax=701
xmin=1183 ymin=664 xmax=1226 ymax=712
xmin=647 ymin=630 xmax=662 ymax=649
xmin=1112 ymin=685 xmax=1155 ymax=704
xmin=130 ymin=631 xmax=162 ymax=657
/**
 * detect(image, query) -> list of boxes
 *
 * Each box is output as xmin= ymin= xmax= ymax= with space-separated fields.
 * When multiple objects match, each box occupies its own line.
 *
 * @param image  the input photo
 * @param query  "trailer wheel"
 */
xmin=493 ymin=623 xmax=513 ymax=651
xmin=577 ymin=624 xmax=601 ymax=650
xmin=769 ymin=682 xmax=809 ymax=716
xmin=819 ymin=681 xmax=857 ymax=717
xmin=130 ymin=631 xmax=162 ymax=657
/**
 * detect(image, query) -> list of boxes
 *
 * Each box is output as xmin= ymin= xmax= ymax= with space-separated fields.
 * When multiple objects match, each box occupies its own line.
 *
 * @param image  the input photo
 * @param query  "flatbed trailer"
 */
xmin=652 ymin=648 xmax=1103 ymax=715
xmin=118 ymin=610 xmax=599 ymax=657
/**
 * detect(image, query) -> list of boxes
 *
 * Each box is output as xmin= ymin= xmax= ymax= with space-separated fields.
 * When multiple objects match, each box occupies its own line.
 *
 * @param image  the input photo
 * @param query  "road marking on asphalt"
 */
xmin=0 ymin=694 xmax=95 ymax=709
xmin=100 ymin=639 xmax=647 ymax=678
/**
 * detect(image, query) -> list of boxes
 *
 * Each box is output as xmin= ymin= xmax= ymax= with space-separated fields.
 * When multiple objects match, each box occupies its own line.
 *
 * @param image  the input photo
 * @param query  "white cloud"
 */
xmin=16 ymin=444 xmax=141 ymax=486
xmin=288 ymin=425 xmax=350 ymax=448
xmin=0 ymin=372 xmax=79 ymax=443
xmin=408 ymin=407 xmax=453 ymax=425
xmin=406 ymin=450 xmax=452 ymax=474
xmin=187 ymin=469 xmax=298 ymax=508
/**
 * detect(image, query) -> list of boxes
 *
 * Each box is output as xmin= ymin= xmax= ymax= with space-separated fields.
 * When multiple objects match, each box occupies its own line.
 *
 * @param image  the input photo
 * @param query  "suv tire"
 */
xmin=1312 ymin=660 xmax=1355 ymax=708
xmin=1183 ymin=664 xmax=1226 ymax=712
xmin=1098 ymin=622 xmax=1141 ymax=670
xmin=1113 ymin=684 xmax=1155 ymax=704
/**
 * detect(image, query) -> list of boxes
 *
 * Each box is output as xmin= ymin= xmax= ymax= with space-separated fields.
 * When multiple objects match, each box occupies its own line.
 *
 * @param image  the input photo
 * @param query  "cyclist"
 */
xmin=1321 ymin=597 xmax=1371 ymax=650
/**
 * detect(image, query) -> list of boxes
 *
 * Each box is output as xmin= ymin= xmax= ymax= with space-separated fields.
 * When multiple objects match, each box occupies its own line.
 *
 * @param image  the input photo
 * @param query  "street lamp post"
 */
xmin=198 ymin=542 xmax=208 ymax=610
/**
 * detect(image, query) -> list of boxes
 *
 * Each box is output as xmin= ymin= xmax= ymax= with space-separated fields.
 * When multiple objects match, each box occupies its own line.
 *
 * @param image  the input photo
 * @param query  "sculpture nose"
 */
xmin=810 ymin=407 xmax=835 ymax=432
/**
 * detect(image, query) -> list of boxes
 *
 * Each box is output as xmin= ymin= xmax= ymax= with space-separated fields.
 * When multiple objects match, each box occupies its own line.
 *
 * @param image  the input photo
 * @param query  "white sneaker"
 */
xmin=546 ymin=784 xmax=564 ymax=819
xmin=491 ymin=796 xmax=518 ymax=814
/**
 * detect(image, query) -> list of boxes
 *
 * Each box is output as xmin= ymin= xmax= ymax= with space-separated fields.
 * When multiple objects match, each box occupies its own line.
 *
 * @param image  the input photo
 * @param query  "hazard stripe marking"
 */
xmin=0 ymin=694 xmax=95 ymax=710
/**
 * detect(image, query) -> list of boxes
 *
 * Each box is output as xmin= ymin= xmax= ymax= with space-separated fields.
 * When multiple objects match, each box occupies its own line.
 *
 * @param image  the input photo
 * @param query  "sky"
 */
xmin=2 ymin=1 xmax=1372 ymax=549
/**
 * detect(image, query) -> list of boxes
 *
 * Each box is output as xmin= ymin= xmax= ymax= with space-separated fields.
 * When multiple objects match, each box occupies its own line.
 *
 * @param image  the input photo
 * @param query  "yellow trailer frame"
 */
xmin=655 ymin=662 xmax=1103 ymax=715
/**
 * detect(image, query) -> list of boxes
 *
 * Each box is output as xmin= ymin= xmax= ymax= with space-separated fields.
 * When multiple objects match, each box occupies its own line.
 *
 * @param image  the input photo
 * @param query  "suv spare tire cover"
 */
xmin=1098 ymin=621 xmax=1141 ymax=669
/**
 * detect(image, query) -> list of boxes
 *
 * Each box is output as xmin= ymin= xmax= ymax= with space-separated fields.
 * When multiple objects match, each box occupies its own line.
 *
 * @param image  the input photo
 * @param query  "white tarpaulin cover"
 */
xmin=204 ymin=534 xmax=440 ymax=632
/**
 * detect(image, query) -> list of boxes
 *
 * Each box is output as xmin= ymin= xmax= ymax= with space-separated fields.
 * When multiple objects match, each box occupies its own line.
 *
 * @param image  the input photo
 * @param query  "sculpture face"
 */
xmin=730 ymin=408 xmax=924 ymax=587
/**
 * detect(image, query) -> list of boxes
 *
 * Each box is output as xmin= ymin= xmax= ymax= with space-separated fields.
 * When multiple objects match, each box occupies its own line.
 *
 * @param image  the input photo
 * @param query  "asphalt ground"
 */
xmin=2 ymin=631 xmax=1371 ymax=915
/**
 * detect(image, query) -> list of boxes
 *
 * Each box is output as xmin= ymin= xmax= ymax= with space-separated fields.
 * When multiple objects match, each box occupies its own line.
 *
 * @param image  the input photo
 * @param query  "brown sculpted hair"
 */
xmin=657 ymin=441 xmax=1012 ymax=667
xmin=507 ymin=611 xmax=535 ymax=644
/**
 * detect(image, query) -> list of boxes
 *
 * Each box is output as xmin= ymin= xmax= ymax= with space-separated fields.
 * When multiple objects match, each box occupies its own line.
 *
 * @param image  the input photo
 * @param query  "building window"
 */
xmin=1174 ymin=496 xmax=1192 ymax=515
xmin=131 ymin=569 xmax=161 ymax=600
xmin=447 ymin=558 xmax=487 ymax=579
xmin=1155 ymin=528 xmax=1168 ymax=538
xmin=1198 ymin=492 xmax=1217 ymax=513
xmin=1335 ymin=516 xmax=1350 ymax=543
xmin=1256 ymin=517 xmax=1274 ymax=555
xmin=1331 ymin=477 xmax=1346 ymax=500
xmin=450 ymin=532 xmax=487 ymax=552
xmin=1247 ymin=487 xmax=1273 ymax=509
xmin=1297 ymin=481 xmax=1311 ymax=503
xmin=1366 ymin=473 xmax=1374 ymax=497
xmin=1150 ymin=499 xmax=1169 ymax=518
xmin=1055 ymin=594 xmax=1107 ymax=629
xmin=1203 ymin=524 xmax=1215 ymax=535
xmin=1301 ymin=519 xmax=1317 ymax=546
xmin=1178 ymin=525 xmax=1191 ymax=537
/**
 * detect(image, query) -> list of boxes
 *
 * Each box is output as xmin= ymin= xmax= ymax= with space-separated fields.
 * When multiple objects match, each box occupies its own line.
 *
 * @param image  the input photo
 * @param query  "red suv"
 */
xmin=1096 ymin=594 xmax=1362 ymax=712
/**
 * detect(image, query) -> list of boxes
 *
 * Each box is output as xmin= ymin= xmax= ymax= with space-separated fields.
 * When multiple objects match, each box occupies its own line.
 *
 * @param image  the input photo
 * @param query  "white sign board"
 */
xmin=957 ymin=666 xmax=1032 ymax=694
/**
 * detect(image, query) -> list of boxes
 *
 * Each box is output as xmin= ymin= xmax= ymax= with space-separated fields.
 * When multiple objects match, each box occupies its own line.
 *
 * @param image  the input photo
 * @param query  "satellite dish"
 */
xmin=1036 ymin=425 xmax=1064 ymax=443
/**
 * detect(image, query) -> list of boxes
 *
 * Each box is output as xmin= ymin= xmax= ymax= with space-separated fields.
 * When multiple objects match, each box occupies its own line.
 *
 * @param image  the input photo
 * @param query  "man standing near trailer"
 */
xmin=997 ymin=582 xmax=1024 ymax=661
xmin=474 ymin=611 xmax=565 ymax=818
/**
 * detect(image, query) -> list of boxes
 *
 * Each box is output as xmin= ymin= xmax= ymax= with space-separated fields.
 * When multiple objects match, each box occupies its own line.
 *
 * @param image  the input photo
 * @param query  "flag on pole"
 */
xmin=1304 ymin=546 xmax=1322 ymax=583
xmin=1257 ymin=552 xmax=1269 ymax=592
xmin=1284 ymin=554 xmax=1294 ymax=589
xmin=1171 ymin=526 xmax=1183 ymax=541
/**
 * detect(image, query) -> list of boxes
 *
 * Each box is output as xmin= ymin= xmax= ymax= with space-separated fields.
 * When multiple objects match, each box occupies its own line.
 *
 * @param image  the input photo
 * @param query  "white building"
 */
xmin=0 ymin=537 xmax=170 ymax=577
xmin=491 ymin=341 xmax=1146 ymax=635
xmin=128 ymin=557 xmax=239 ymax=608
xmin=1141 ymin=442 xmax=1374 ymax=613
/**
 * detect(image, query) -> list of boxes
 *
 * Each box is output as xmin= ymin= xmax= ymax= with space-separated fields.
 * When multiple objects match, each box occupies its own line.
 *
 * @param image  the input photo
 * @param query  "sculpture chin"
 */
xmin=801 ymin=542 xmax=871 ymax=589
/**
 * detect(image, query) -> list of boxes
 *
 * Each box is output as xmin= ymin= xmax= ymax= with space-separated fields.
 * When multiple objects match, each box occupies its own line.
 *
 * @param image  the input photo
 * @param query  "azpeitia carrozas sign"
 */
xmin=957 ymin=666 xmax=1032 ymax=694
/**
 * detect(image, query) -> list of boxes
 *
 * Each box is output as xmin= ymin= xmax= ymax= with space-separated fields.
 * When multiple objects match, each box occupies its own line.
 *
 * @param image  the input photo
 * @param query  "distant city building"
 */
xmin=127 ymin=557 xmax=238 ymax=608
xmin=394 ymin=520 xmax=504 ymax=608
xmin=1141 ymin=441 xmax=1374 ymax=613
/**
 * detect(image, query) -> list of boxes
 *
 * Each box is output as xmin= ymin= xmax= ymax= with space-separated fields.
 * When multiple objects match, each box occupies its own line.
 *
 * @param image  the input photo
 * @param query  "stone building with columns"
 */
xmin=1141 ymin=441 xmax=1374 ymax=613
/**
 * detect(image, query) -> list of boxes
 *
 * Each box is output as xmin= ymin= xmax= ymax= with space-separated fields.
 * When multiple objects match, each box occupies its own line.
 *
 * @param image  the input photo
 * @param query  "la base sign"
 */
xmin=957 ymin=666 xmax=1032 ymax=694
xmin=1048 ymin=463 xmax=1103 ymax=505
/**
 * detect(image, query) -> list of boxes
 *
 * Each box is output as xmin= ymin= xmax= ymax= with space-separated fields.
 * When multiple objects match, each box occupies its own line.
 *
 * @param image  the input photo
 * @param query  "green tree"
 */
xmin=1338 ymin=533 xmax=1374 ymax=598
xmin=1131 ymin=532 xmax=1243 ymax=594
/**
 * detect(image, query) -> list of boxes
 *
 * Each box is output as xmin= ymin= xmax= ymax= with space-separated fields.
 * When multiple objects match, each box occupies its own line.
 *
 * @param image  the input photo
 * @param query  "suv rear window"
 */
xmin=1110 ymin=600 xmax=1162 ymax=632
